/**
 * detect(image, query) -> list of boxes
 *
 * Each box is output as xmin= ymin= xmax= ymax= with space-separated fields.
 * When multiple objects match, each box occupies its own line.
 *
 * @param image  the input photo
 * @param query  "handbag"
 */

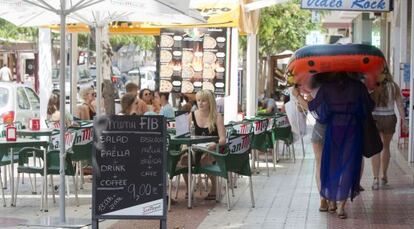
xmin=362 ymin=113 xmax=383 ymax=158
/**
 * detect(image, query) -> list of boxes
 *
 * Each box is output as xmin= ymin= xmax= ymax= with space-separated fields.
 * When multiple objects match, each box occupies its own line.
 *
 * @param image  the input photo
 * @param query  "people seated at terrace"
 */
xmin=118 ymin=93 xmax=140 ymax=115
xmin=125 ymin=82 xmax=147 ymax=115
xmin=180 ymin=89 xmax=226 ymax=200
xmin=76 ymin=87 xmax=97 ymax=120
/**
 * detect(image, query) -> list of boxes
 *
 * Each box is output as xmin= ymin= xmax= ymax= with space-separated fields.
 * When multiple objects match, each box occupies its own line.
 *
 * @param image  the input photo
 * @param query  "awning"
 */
xmin=50 ymin=0 xmax=260 ymax=35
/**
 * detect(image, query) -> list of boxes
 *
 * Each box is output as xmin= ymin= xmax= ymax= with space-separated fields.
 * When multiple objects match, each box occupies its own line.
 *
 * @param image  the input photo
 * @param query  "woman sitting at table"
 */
xmin=180 ymin=89 xmax=226 ymax=200
xmin=76 ymin=87 xmax=96 ymax=120
xmin=118 ymin=93 xmax=139 ymax=115
xmin=47 ymin=92 xmax=76 ymax=127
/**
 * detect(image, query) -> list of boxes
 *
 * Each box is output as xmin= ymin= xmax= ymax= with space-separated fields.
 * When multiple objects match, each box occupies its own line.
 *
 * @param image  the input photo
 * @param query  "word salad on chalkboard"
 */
xmin=92 ymin=115 xmax=167 ymax=225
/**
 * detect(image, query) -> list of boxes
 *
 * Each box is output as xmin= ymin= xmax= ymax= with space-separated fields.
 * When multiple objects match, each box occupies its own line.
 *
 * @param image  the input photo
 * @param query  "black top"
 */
xmin=85 ymin=103 xmax=96 ymax=120
xmin=192 ymin=111 xmax=218 ymax=136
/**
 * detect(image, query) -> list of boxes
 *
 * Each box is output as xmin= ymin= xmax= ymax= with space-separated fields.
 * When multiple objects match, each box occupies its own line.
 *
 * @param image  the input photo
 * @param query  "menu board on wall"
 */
xmin=159 ymin=28 xmax=230 ymax=95
xmin=92 ymin=115 xmax=167 ymax=223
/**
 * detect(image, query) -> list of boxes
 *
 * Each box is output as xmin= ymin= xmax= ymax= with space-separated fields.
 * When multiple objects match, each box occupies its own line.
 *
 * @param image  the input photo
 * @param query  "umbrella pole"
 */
xmin=59 ymin=4 xmax=67 ymax=224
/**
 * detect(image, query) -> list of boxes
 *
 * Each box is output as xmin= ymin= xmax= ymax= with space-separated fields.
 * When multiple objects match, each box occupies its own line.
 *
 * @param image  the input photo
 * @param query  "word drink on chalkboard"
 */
xmin=92 ymin=115 xmax=167 ymax=228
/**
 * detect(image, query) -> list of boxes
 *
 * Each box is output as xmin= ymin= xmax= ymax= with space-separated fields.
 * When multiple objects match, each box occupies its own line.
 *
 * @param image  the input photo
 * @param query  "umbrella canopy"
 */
xmin=0 ymin=0 xmax=205 ymax=225
xmin=0 ymin=0 xmax=205 ymax=27
xmin=284 ymin=44 xmax=388 ymax=92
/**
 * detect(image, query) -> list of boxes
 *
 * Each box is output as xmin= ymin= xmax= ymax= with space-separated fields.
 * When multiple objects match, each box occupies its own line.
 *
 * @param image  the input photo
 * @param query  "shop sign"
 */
xmin=301 ymin=0 xmax=393 ymax=12
xmin=159 ymin=28 xmax=230 ymax=95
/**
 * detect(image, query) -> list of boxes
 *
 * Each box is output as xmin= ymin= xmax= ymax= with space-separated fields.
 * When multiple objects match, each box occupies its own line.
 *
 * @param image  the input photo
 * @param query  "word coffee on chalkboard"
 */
xmin=92 ymin=115 xmax=167 ymax=224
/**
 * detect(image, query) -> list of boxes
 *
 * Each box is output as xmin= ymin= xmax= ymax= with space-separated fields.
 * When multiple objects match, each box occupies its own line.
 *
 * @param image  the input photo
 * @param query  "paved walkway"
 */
xmin=198 ymin=134 xmax=414 ymax=229
xmin=0 ymin=132 xmax=413 ymax=228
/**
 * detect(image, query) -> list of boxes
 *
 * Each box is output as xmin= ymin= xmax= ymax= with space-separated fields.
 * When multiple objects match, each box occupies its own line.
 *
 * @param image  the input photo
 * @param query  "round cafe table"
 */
xmin=170 ymin=135 xmax=218 ymax=208
xmin=0 ymin=139 xmax=49 ymax=209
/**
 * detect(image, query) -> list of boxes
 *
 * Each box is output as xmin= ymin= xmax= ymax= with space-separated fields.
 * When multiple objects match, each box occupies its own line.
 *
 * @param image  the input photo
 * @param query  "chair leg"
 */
xmin=225 ymin=179 xmax=230 ymax=211
xmin=251 ymin=150 xmax=256 ymax=172
xmin=50 ymin=175 xmax=55 ymax=204
xmin=197 ymin=174 xmax=203 ymax=195
xmin=255 ymin=151 xmax=259 ymax=170
xmin=174 ymin=175 xmax=180 ymax=200
xmin=265 ymin=150 xmax=269 ymax=177
xmin=72 ymin=176 xmax=79 ymax=207
xmin=14 ymin=173 xmax=20 ymax=207
xmin=229 ymin=173 xmax=234 ymax=197
xmin=249 ymin=176 xmax=255 ymax=208
xmin=0 ymin=173 xmax=5 ymax=207
xmin=216 ymin=177 xmax=220 ymax=202
xmin=79 ymin=161 xmax=84 ymax=190
xmin=292 ymin=143 xmax=296 ymax=163
xmin=66 ymin=177 xmax=70 ymax=197
xmin=204 ymin=174 xmax=208 ymax=192
xmin=301 ymin=137 xmax=305 ymax=158
xmin=232 ymin=173 xmax=238 ymax=188
xmin=272 ymin=143 xmax=277 ymax=171
xmin=2 ymin=166 xmax=7 ymax=189
xmin=168 ymin=179 xmax=172 ymax=212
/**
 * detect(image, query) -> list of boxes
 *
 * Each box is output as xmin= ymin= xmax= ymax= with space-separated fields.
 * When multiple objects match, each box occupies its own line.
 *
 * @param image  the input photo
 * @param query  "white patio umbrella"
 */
xmin=0 ymin=0 xmax=204 ymax=225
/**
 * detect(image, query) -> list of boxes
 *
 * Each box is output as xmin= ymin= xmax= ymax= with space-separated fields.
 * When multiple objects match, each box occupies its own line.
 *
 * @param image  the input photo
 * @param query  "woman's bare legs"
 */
xmin=380 ymin=133 xmax=393 ymax=184
xmin=180 ymin=153 xmax=216 ymax=198
xmin=371 ymin=132 xmax=393 ymax=189
xmin=313 ymin=142 xmax=327 ymax=210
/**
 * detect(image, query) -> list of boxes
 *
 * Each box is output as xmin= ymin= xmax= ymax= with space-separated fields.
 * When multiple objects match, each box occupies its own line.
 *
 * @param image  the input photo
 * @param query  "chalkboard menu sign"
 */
xmin=92 ymin=115 xmax=167 ymax=227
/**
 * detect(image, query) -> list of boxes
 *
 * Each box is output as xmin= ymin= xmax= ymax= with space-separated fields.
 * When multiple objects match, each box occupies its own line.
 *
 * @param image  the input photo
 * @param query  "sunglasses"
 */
xmin=91 ymin=92 xmax=97 ymax=97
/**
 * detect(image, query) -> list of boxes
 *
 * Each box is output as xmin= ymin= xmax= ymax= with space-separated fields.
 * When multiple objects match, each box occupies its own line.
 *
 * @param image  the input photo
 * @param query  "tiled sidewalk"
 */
xmin=0 ymin=133 xmax=413 ymax=229
xmin=198 ymin=134 xmax=414 ymax=229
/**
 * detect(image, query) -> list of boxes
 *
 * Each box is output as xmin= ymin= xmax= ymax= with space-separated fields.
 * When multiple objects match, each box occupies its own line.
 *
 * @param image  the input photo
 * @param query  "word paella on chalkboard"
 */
xmin=92 ymin=115 xmax=167 ymax=226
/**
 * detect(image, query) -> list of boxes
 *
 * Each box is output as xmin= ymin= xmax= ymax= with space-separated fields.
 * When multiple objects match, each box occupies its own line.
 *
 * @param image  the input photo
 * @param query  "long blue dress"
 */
xmin=309 ymin=77 xmax=374 ymax=201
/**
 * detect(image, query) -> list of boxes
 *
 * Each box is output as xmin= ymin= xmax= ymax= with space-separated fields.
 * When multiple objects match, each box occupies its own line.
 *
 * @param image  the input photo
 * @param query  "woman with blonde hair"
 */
xmin=181 ymin=89 xmax=226 ymax=200
xmin=76 ymin=87 xmax=96 ymax=120
xmin=370 ymin=72 xmax=408 ymax=189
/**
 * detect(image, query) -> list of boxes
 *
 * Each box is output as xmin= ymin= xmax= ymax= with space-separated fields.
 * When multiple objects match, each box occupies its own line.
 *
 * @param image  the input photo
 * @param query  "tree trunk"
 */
xmin=101 ymin=25 xmax=115 ymax=115
xmin=91 ymin=25 xmax=115 ymax=115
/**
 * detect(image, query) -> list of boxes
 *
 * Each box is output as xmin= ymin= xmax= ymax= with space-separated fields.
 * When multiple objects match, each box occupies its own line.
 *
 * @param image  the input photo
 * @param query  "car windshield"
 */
xmin=141 ymin=71 xmax=155 ymax=81
xmin=0 ymin=87 xmax=9 ymax=109
xmin=52 ymin=69 xmax=70 ymax=81
xmin=112 ymin=66 xmax=121 ymax=76
xmin=52 ymin=68 xmax=90 ymax=80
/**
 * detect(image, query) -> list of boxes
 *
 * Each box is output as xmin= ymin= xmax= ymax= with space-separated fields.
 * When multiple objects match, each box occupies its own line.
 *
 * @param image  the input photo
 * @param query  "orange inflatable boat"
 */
xmin=284 ymin=44 xmax=387 ymax=91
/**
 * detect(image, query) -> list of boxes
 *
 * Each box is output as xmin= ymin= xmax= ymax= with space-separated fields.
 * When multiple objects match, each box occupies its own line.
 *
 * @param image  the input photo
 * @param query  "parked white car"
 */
xmin=127 ymin=66 xmax=156 ymax=91
xmin=0 ymin=82 xmax=40 ymax=127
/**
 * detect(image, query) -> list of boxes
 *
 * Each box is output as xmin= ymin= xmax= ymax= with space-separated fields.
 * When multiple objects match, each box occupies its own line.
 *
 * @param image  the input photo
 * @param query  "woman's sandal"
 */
xmin=328 ymin=201 xmax=337 ymax=213
xmin=337 ymin=208 xmax=347 ymax=219
xmin=204 ymin=194 xmax=216 ymax=200
xmin=319 ymin=199 xmax=328 ymax=212
xmin=381 ymin=176 xmax=388 ymax=185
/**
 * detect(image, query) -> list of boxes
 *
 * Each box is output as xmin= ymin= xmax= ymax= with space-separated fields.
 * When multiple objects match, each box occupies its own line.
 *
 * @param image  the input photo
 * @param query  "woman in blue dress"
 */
xmin=293 ymin=72 xmax=374 ymax=219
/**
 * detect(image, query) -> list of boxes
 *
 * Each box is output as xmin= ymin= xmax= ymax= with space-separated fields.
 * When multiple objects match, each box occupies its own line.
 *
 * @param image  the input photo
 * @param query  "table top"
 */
xmin=170 ymin=135 xmax=218 ymax=145
xmin=0 ymin=138 xmax=49 ymax=148
xmin=17 ymin=129 xmax=56 ymax=137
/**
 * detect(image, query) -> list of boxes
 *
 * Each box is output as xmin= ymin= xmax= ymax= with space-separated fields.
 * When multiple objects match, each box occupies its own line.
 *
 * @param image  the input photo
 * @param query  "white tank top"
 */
xmin=372 ymin=84 xmax=395 ymax=116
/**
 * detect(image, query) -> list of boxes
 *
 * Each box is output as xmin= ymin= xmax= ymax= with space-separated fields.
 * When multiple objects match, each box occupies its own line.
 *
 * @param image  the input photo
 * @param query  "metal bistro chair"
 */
xmin=14 ymin=130 xmax=79 ymax=208
xmin=166 ymin=134 xmax=188 ymax=211
xmin=248 ymin=117 xmax=272 ymax=175
xmin=0 ymin=121 xmax=23 ymax=200
xmin=68 ymin=126 xmax=93 ymax=190
xmin=273 ymin=114 xmax=295 ymax=162
xmin=192 ymin=127 xmax=255 ymax=211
